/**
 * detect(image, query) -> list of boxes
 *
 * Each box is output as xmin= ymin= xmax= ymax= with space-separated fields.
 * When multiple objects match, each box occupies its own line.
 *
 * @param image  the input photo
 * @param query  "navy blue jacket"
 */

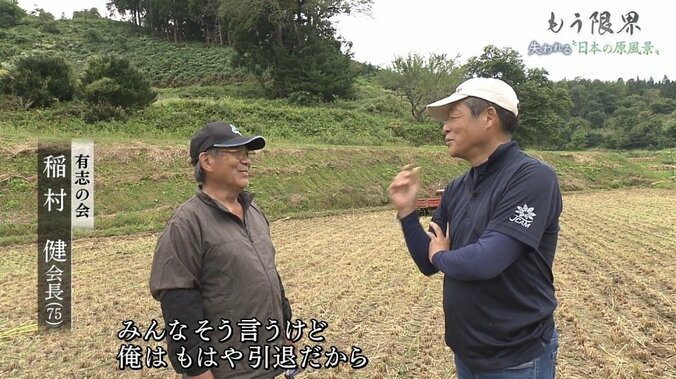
xmin=400 ymin=141 xmax=562 ymax=370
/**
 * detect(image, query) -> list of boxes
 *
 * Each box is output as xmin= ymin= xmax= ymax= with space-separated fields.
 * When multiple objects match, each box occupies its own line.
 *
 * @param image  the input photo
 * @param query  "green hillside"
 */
xmin=0 ymin=88 xmax=434 ymax=146
xmin=1 ymin=18 xmax=430 ymax=146
xmin=1 ymin=18 xmax=239 ymax=87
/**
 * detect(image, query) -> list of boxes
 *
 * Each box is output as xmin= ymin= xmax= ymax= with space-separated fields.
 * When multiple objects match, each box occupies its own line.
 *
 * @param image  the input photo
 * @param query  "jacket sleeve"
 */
xmin=277 ymin=272 xmax=292 ymax=327
xmin=397 ymin=182 xmax=452 ymax=276
xmin=399 ymin=211 xmax=438 ymax=276
xmin=149 ymin=215 xmax=208 ymax=375
xmin=149 ymin=218 xmax=203 ymax=300
xmin=160 ymin=289 xmax=209 ymax=376
xmin=486 ymin=162 xmax=562 ymax=250
xmin=431 ymin=230 xmax=528 ymax=281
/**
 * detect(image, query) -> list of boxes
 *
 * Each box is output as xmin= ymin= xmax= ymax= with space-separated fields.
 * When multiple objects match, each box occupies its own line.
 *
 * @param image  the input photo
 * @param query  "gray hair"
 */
xmin=193 ymin=149 xmax=217 ymax=184
xmin=194 ymin=161 xmax=205 ymax=184
xmin=463 ymin=96 xmax=519 ymax=134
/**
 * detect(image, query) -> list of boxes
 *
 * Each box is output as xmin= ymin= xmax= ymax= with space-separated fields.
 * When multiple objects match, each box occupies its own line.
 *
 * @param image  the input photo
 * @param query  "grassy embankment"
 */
xmin=1 ymin=133 xmax=673 ymax=246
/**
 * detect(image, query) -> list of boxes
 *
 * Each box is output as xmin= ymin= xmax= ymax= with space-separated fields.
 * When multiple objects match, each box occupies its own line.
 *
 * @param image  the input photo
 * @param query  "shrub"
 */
xmin=72 ymin=8 xmax=101 ymax=20
xmin=39 ymin=20 xmax=59 ymax=34
xmin=80 ymin=54 xmax=156 ymax=110
xmin=84 ymin=77 xmax=123 ymax=104
xmin=0 ymin=93 xmax=22 ymax=110
xmin=84 ymin=27 xmax=101 ymax=42
xmin=287 ymin=91 xmax=322 ymax=106
xmin=83 ymin=103 xmax=126 ymax=123
xmin=0 ymin=64 xmax=7 ymax=90
xmin=30 ymin=7 xmax=54 ymax=22
xmin=0 ymin=0 xmax=26 ymax=28
xmin=390 ymin=121 xmax=443 ymax=146
xmin=3 ymin=54 xmax=77 ymax=108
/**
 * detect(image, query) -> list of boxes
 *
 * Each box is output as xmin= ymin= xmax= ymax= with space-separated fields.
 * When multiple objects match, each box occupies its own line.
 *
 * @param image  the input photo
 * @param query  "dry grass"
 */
xmin=0 ymin=188 xmax=674 ymax=378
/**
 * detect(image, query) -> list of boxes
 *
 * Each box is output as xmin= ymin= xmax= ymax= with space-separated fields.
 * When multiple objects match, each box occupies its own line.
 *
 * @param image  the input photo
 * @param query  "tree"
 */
xmin=664 ymin=117 xmax=676 ymax=146
xmin=222 ymin=0 xmax=371 ymax=100
xmin=28 ymin=7 xmax=59 ymax=33
xmin=516 ymin=68 xmax=572 ymax=148
xmin=465 ymin=45 xmax=526 ymax=87
xmin=619 ymin=113 xmax=664 ymax=149
xmin=2 ymin=54 xmax=76 ymax=108
xmin=107 ymin=0 xmax=143 ymax=25
xmin=464 ymin=47 xmax=570 ymax=148
xmin=0 ymin=0 xmax=26 ymax=28
xmin=271 ymin=34 xmax=355 ymax=100
xmin=80 ymin=54 xmax=156 ymax=109
xmin=650 ymin=99 xmax=676 ymax=115
xmin=563 ymin=117 xmax=592 ymax=150
xmin=0 ymin=64 xmax=9 ymax=94
xmin=72 ymin=8 xmax=102 ymax=19
xmin=379 ymin=53 xmax=465 ymax=121
xmin=187 ymin=0 xmax=223 ymax=44
xmin=29 ymin=7 xmax=54 ymax=22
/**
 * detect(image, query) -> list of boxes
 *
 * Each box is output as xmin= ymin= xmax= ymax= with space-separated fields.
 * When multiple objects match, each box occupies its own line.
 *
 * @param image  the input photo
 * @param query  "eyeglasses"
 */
xmin=210 ymin=148 xmax=256 ymax=160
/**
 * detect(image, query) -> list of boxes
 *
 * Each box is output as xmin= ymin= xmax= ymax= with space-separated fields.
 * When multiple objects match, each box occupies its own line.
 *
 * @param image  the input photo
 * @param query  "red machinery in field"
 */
xmin=415 ymin=188 xmax=444 ymax=215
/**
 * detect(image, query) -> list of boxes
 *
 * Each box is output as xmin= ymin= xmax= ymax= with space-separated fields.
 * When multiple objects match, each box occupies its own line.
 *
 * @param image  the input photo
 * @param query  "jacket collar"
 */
xmin=196 ymin=185 xmax=253 ymax=215
xmin=471 ymin=141 xmax=522 ymax=179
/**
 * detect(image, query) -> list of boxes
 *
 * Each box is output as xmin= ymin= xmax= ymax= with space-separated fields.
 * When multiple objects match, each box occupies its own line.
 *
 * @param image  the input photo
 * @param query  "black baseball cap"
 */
xmin=189 ymin=121 xmax=265 ymax=165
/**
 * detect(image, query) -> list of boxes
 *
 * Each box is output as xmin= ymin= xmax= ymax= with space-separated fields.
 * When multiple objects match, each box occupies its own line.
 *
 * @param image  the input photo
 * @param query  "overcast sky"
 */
xmin=17 ymin=0 xmax=674 ymax=82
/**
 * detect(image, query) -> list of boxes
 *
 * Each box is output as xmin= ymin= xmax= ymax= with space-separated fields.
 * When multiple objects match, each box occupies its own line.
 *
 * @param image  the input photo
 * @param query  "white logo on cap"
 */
xmin=230 ymin=125 xmax=241 ymax=135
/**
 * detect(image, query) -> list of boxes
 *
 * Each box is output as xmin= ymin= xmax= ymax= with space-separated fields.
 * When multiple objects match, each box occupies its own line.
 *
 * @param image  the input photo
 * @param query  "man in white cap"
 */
xmin=389 ymin=78 xmax=563 ymax=378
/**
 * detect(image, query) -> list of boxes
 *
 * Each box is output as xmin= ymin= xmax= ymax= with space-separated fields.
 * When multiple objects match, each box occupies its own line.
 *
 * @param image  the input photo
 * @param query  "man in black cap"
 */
xmin=150 ymin=121 xmax=293 ymax=378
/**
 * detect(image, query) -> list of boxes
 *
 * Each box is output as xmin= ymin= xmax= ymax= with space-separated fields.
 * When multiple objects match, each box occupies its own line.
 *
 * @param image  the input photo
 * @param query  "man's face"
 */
xmin=442 ymin=101 xmax=488 ymax=160
xmin=205 ymin=147 xmax=253 ymax=191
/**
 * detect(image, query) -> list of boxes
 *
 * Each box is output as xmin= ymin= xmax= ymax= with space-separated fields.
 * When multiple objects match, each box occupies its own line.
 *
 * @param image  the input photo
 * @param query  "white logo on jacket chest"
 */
xmin=509 ymin=203 xmax=536 ymax=228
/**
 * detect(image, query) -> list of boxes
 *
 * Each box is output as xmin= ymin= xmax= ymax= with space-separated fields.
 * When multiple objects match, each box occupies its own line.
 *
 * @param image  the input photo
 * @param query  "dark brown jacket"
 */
xmin=150 ymin=190 xmax=290 ymax=378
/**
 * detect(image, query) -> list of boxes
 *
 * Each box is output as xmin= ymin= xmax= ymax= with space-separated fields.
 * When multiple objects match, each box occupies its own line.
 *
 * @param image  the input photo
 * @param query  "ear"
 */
xmin=484 ymin=106 xmax=499 ymax=131
xmin=199 ymin=152 xmax=215 ymax=174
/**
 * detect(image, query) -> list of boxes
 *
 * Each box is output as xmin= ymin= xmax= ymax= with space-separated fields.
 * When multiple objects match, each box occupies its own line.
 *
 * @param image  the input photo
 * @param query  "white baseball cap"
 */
xmin=426 ymin=77 xmax=519 ymax=121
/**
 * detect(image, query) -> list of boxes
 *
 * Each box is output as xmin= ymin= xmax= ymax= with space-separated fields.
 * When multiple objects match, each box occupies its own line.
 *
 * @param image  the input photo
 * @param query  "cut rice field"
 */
xmin=0 ymin=188 xmax=674 ymax=378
